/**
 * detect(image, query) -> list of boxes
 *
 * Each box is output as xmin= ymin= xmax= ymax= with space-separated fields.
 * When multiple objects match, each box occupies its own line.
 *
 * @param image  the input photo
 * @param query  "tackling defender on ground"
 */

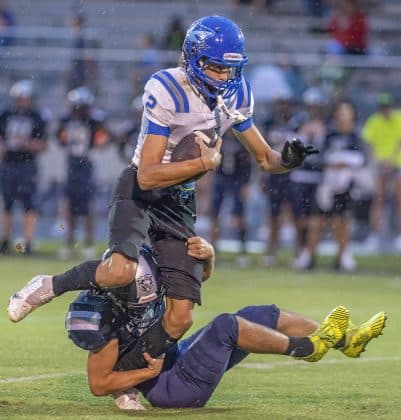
xmin=8 ymin=237 xmax=386 ymax=410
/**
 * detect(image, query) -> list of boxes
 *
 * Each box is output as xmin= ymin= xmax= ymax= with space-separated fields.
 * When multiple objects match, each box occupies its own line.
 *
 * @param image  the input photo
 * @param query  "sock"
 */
xmin=239 ymin=226 xmax=246 ymax=254
xmin=334 ymin=336 xmax=346 ymax=349
xmin=283 ymin=336 xmax=314 ymax=357
xmin=52 ymin=260 xmax=101 ymax=296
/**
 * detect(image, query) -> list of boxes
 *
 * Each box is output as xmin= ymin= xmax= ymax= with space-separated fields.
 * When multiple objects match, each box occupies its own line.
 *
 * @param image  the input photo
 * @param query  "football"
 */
xmin=170 ymin=129 xmax=218 ymax=163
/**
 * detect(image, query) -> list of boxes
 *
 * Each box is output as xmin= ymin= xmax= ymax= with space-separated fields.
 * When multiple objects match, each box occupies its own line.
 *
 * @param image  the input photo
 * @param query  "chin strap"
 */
xmin=216 ymin=95 xmax=247 ymax=124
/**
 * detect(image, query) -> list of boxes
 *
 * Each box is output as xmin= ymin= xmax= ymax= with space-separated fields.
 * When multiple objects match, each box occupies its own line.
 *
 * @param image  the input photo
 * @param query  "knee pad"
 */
xmin=234 ymin=305 xmax=280 ymax=330
xmin=211 ymin=313 xmax=238 ymax=347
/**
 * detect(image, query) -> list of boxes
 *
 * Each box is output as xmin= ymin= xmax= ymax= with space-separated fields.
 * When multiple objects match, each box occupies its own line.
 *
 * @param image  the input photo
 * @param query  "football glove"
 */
xmin=280 ymin=138 xmax=319 ymax=170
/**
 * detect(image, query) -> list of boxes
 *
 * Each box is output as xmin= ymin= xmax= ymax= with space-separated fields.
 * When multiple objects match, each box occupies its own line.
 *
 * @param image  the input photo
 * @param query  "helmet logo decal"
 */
xmin=223 ymin=52 xmax=243 ymax=61
xmin=189 ymin=25 xmax=215 ymax=45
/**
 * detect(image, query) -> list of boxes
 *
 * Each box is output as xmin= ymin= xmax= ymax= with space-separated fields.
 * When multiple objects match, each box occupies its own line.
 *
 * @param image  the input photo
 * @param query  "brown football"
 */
xmin=170 ymin=129 xmax=218 ymax=163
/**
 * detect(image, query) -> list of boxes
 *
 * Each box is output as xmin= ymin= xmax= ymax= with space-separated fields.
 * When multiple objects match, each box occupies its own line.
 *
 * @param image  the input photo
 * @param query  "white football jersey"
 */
xmin=131 ymin=67 xmax=254 ymax=166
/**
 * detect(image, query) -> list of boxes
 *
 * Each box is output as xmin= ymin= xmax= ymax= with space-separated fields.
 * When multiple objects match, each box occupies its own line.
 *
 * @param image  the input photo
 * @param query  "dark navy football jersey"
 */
xmin=57 ymin=115 xmax=107 ymax=160
xmin=0 ymin=108 xmax=46 ymax=162
xmin=66 ymin=244 xmax=165 ymax=354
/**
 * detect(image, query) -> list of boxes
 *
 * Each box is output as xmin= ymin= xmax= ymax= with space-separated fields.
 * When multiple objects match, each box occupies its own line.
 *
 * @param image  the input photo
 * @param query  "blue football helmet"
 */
xmin=182 ymin=15 xmax=248 ymax=100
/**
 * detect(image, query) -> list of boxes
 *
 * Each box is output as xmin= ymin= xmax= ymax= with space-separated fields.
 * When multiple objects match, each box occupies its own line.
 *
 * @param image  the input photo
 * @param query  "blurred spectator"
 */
xmin=0 ymin=80 xmax=47 ymax=255
xmin=230 ymin=0 xmax=271 ymax=14
xmin=277 ymin=55 xmax=307 ymax=102
xmin=209 ymin=132 xmax=252 ymax=267
xmin=295 ymin=101 xmax=365 ymax=272
xmin=57 ymin=86 xmax=109 ymax=260
xmin=289 ymin=87 xmax=328 ymax=262
xmin=303 ymin=0 xmax=330 ymax=17
xmin=133 ymin=33 xmax=162 ymax=95
xmin=327 ymin=0 xmax=368 ymax=55
xmin=0 ymin=0 xmax=15 ymax=47
xmin=163 ymin=16 xmax=185 ymax=50
xmin=248 ymin=64 xmax=292 ymax=104
xmin=261 ymin=91 xmax=296 ymax=267
xmin=117 ymin=96 xmax=142 ymax=163
xmin=362 ymin=93 xmax=401 ymax=248
xmin=66 ymin=13 xmax=99 ymax=92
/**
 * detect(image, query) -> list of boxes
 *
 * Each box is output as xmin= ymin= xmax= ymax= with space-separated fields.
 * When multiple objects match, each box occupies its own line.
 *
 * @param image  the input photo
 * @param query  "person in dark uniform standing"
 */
xmin=210 ymin=131 xmax=251 ymax=266
xmin=261 ymin=91 xmax=297 ymax=267
xmin=57 ymin=86 xmax=109 ymax=260
xmin=0 ymin=80 xmax=47 ymax=255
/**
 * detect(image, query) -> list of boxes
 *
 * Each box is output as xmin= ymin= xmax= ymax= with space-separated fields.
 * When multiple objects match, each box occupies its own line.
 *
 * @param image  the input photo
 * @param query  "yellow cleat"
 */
xmin=297 ymin=306 xmax=350 ymax=362
xmin=339 ymin=311 xmax=387 ymax=358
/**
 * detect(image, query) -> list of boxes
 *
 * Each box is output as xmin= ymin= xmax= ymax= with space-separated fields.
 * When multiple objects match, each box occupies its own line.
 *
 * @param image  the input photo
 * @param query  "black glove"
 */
xmin=280 ymin=138 xmax=319 ymax=170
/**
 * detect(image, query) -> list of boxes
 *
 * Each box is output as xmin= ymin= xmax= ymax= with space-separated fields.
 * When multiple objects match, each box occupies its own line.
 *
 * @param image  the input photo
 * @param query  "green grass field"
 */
xmin=1 ymin=250 xmax=400 ymax=419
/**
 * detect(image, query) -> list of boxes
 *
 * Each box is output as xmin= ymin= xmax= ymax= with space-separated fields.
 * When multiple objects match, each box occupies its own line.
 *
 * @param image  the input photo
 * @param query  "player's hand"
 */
xmin=186 ymin=236 xmax=215 ymax=260
xmin=196 ymin=136 xmax=222 ymax=171
xmin=280 ymin=138 xmax=319 ymax=170
xmin=143 ymin=352 xmax=164 ymax=378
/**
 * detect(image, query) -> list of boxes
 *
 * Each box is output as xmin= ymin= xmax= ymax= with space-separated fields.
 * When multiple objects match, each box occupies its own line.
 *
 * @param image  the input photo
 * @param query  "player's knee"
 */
xmin=106 ymin=257 xmax=136 ymax=287
xmin=211 ymin=313 xmax=238 ymax=346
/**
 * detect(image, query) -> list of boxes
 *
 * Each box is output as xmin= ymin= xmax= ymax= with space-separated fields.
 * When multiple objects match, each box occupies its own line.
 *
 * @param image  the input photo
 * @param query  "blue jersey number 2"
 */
xmin=146 ymin=94 xmax=157 ymax=109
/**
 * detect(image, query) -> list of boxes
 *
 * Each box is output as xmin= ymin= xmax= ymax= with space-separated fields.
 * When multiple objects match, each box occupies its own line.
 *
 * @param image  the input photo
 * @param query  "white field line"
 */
xmin=1 ymin=356 xmax=399 ymax=384
xmin=0 ymin=371 xmax=84 ymax=384
xmin=239 ymin=355 xmax=401 ymax=370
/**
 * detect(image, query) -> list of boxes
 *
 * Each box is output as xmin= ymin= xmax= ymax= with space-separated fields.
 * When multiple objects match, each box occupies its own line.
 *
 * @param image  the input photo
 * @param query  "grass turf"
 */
xmin=1 ymin=249 xmax=400 ymax=419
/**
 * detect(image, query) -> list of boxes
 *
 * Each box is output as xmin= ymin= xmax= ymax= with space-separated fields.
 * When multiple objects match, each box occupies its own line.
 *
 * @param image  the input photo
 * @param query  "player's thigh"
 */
xmin=146 ymin=314 xmax=238 ymax=408
xmin=151 ymin=238 xmax=203 ymax=305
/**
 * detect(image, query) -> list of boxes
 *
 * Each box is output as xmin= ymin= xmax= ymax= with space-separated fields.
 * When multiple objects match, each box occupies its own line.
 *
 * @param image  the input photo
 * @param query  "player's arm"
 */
xmin=234 ymin=125 xmax=318 ymax=173
xmin=186 ymin=236 xmax=215 ymax=281
xmin=87 ymin=338 xmax=163 ymax=396
xmin=233 ymin=125 xmax=287 ymax=173
xmin=137 ymin=134 xmax=221 ymax=190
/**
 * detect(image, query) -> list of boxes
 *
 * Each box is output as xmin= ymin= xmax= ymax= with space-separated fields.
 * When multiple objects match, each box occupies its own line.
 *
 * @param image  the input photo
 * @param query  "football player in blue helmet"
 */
xmin=182 ymin=15 xmax=248 ymax=100
xmin=9 ymin=16 xmax=319 ymax=383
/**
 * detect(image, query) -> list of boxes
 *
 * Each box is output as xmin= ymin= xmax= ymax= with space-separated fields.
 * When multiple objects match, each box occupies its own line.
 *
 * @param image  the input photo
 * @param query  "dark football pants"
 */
xmin=141 ymin=305 xmax=280 ymax=408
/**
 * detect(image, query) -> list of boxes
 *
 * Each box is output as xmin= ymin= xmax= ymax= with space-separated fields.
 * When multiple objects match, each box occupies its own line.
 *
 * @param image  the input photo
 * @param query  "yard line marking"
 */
xmin=0 ymin=371 xmax=83 ymax=384
xmin=1 ymin=356 xmax=399 ymax=383
xmin=239 ymin=355 xmax=401 ymax=370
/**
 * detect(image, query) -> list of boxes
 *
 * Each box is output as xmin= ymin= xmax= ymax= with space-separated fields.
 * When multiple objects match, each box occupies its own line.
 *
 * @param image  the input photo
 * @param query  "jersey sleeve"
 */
xmin=142 ymin=76 xmax=176 ymax=137
xmin=232 ymin=77 xmax=255 ymax=132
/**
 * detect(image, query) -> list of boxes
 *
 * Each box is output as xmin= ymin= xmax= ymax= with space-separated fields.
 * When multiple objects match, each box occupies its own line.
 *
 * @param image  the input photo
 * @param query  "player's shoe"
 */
xmin=339 ymin=311 xmax=387 ymax=358
xmin=7 ymin=275 xmax=54 ymax=322
xmin=113 ymin=389 xmax=146 ymax=410
xmin=297 ymin=306 xmax=350 ymax=362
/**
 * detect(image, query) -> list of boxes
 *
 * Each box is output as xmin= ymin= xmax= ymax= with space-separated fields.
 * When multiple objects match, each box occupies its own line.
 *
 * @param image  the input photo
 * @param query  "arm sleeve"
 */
xmin=142 ymin=77 xmax=175 ymax=136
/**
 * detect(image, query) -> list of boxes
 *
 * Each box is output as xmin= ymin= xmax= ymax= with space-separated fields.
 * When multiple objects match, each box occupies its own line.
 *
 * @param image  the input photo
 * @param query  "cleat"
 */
xmin=113 ymin=389 xmax=146 ymax=410
xmin=296 ymin=306 xmax=349 ymax=362
xmin=7 ymin=275 xmax=54 ymax=322
xmin=340 ymin=312 xmax=386 ymax=358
